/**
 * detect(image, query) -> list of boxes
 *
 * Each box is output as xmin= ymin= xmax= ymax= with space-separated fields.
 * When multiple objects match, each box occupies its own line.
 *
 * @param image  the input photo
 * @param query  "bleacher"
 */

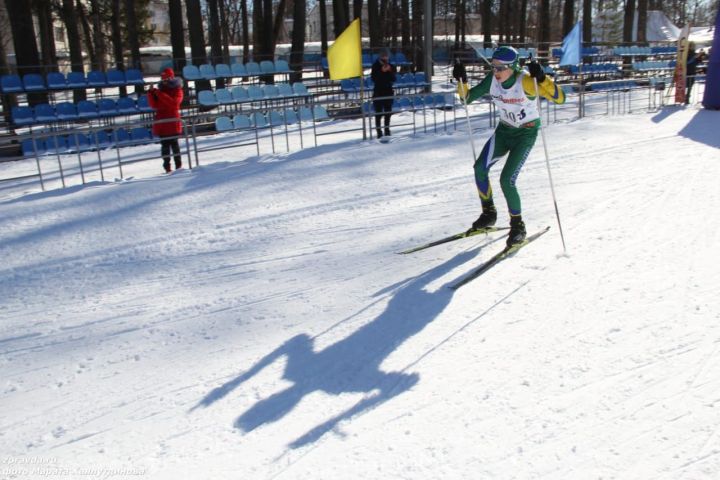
xmin=0 ymin=69 xmax=145 ymax=94
xmin=11 ymin=96 xmax=153 ymax=126
xmin=182 ymin=60 xmax=295 ymax=82
xmin=196 ymin=82 xmax=311 ymax=108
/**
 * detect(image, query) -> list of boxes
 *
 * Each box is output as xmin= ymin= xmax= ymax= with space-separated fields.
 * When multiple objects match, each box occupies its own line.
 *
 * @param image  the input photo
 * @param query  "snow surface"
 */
xmin=1 ymin=106 xmax=719 ymax=479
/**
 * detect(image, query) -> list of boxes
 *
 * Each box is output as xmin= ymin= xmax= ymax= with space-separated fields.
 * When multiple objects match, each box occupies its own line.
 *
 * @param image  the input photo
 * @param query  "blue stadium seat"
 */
xmin=215 ymin=88 xmax=234 ymax=104
xmin=245 ymin=62 xmax=261 ymax=76
xmin=77 ymin=100 xmax=99 ymax=119
xmin=284 ymin=108 xmax=298 ymax=124
xmin=263 ymin=85 xmax=280 ymax=98
xmin=313 ymin=106 xmax=330 ymax=121
xmin=414 ymin=72 xmax=429 ymax=86
xmin=11 ymin=106 xmax=34 ymax=126
xmin=231 ymin=86 xmax=249 ymax=102
xmin=33 ymin=104 xmax=57 ymax=123
xmin=66 ymin=71 xmax=87 ymax=88
xmin=274 ymin=60 xmax=292 ymax=73
xmin=22 ymin=138 xmax=46 ymax=156
xmin=292 ymin=82 xmax=309 ymax=97
xmin=247 ymin=85 xmax=265 ymax=101
xmin=260 ymin=60 xmax=275 ymax=75
xmin=46 ymin=136 xmax=68 ymax=154
xmin=23 ymin=74 xmax=46 ymax=92
xmin=396 ymin=97 xmax=412 ymax=110
xmin=106 ymin=69 xmax=126 ymax=86
xmin=137 ymin=95 xmax=154 ymax=113
xmin=67 ymin=133 xmax=91 ymax=152
xmin=47 ymin=72 xmax=67 ymax=90
xmin=231 ymin=63 xmax=247 ymax=77
xmin=116 ymin=96 xmax=138 ymax=114
xmin=298 ymin=106 xmax=314 ymax=122
xmin=215 ymin=64 xmax=232 ymax=77
xmin=251 ymin=112 xmax=268 ymax=127
xmin=114 ymin=129 xmax=131 ymax=145
xmin=130 ymin=127 xmax=153 ymax=143
xmin=198 ymin=90 xmax=218 ymax=106
xmin=233 ymin=114 xmax=252 ymax=129
xmin=199 ymin=64 xmax=217 ymax=79
xmin=215 ymin=116 xmax=234 ymax=132
xmin=86 ymin=71 xmax=107 ymax=88
xmin=56 ymin=102 xmax=78 ymax=121
xmin=277 ymin=83 xmax=294 ymax=98
xmin=98 ymin=98 xmax=118 ymax=116
xmin=125 ymin=69 xmax=144 ymax=85
xmin=1 ymin=74 xmax=23 ymax=93
xmin=268 ymin=110 xmax=284 ymax=126
xmin=341 ymin=79 xmax=357 ymax=94
xmin=89 ymin=130 xmax=112 ymax=149
xmin=182 ymin=65 xmax=201 ymax=81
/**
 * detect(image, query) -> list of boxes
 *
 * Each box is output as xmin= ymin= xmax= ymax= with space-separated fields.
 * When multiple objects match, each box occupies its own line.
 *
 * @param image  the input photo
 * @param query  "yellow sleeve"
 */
xmin=522 ymin=75 xmax=566 ymax=104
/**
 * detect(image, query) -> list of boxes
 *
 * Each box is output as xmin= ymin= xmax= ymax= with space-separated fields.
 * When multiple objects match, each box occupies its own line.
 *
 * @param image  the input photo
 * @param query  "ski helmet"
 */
xmin=491 ymin=46 xmax=520 ymax=72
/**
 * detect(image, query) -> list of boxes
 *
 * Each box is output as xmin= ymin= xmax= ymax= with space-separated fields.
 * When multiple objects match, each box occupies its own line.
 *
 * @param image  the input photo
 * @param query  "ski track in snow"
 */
xmin=1 ymin=107 xmax=719 ymax=479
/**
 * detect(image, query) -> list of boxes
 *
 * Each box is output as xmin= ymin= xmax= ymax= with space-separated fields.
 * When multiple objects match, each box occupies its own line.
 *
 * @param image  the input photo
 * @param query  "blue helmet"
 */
xmin=492 ymin=46 xmax=520 ymax=72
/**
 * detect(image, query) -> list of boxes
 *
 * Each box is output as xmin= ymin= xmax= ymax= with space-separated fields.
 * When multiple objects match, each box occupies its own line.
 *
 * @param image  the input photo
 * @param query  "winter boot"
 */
xmin=163 ymin=162 xmax=172 ymax=174
xmin=376 ymin=128 xmax=383 ymax=139
xmin=384 ymin=127 xmax=391 ymax=137
xmin=175 ymin=159 xmax=182 ymax=170
xmin=471 ymin=202 xmax=497 ymax=231
xmin=507 ymin=215 xmax=527 ymax=247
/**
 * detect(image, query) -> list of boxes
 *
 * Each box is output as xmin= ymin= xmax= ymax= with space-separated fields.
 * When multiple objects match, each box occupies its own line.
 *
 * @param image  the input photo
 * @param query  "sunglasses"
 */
xmin=492 ymin=64 xmax=510 ymax=72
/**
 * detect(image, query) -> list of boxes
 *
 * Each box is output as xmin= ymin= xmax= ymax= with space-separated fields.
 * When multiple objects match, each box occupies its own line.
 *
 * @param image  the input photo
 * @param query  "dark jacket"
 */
xmin=147 ymin=77 xmax=184 ymax=137
xmin=371 ymin=59 xmax=397 ymax=98
xmin=686 ymin=50 xmax=698 ymax=76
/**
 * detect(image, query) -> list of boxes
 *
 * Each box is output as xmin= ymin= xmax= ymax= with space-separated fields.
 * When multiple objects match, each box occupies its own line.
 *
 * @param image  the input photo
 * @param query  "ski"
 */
xmin=449 ymin=226 xmax=551 ymax=290
xmin=398 ymin=226 xmax=510 ymax=255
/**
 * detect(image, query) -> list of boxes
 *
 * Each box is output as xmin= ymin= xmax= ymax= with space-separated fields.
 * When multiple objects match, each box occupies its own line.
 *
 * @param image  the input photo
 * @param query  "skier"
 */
xmin=148 ymin=67 xmax=184 ymax=173
xmin=457 ymin=46 xmax=565 ymax=246
xmin=371 ymin=48 xmax=397 ymax=139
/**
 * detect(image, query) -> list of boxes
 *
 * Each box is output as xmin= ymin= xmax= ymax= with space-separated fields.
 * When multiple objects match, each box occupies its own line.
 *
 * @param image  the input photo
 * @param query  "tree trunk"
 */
xmin=207 ymin=0 xmax=225 ymax=88
xmin=78 ymin=2 xmax=97 ymax=70
xmin=272 ymin=0 xmax=288 ymax=47
xmin=483 ymin=0 xmax=492 ymax=48
xmin=0 ymin=27 xmax=15 ymax=121
xmin=89 ymin=0 xmax=107 ymax=71
xmin=241 ymin=0 xmax=250 ymax=64
xmin=110 ymin=0 xmax=127 ymax=96
xmin=354 ymin=0 xmax=363 ymax=20
xmin=124 ymin=0 xmax=142 ymax=71
xmin=518 ymin=0 xmax=528 ymax=44
xmin=563 ymin=0 xmax=575 ymax=37
xmin=35 ymin=0 xmax=58 ymax=74
xmin=168 ymin=0 xmax=186 ymax=73
xmin=61 ymin=0 xmax=87 ymax=102
xmin=401 ymin=0 xmax=410 ymax=51
xmin=290 ymin=0 xmax=307 ymax=82
xmin=320 ymin=0 xmax=329 ymax=54
xmin=369 ymin=0 xmax=381 ymax=48
xmin=411 ymin=0 xmax=423 ymax=69
xmin=583 ymin=0 xmax=592 ymax=42
xmin=637 ymin=0 xmax=648 ymax=43
xmin=219 ymin=0 xmax=231 ymax=62
xmin=7 ymin=0 xmax=48 ymax=105
xmin=333 ymin=0 xmax=350 ymax=37
xmin=186 ymin=0 xmax=211 ymax=91
xmin=538 ymin=0 xmax=551 ymax=56
xmin=623 ymin=0 xmax=636 ymax=42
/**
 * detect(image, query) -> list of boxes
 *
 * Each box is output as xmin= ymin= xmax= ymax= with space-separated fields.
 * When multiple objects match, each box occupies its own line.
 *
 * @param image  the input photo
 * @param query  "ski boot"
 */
xmin=470 ymin=202 xmax=497 ymax=231
xmin=506 ymin=215 xmax=527 ymax=247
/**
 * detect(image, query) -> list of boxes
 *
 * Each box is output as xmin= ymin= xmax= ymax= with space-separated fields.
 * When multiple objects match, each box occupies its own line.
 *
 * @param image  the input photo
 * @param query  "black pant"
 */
xmin=160 ymin=136 xmax=181 ymax=170
xmin=686 ymin=76 xmax=695 ymax=104
xmin=373 ymin=98 xmax=393 ymax=132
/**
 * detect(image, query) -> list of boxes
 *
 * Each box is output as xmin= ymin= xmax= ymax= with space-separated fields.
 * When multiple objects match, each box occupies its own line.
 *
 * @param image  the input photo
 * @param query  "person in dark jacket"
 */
xmin=370 ymin=48 xmax=397 ymax=139
xmin=148 ymin=67 xmax=184 ymax=173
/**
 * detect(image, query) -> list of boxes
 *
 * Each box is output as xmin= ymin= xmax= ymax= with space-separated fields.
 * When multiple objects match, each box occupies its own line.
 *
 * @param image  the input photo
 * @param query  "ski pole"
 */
xmin=460 ymin=85 xmax=476 ymax=160
xmin=533 ymin=77 xmax=567 ymax=253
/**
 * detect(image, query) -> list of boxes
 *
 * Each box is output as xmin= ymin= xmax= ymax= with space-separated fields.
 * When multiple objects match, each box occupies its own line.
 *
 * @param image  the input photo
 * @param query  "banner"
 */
xmin=327 ymin=18 xmax=363 ymax=81
xmin=673 ymin=24 xmax=691 ymax=104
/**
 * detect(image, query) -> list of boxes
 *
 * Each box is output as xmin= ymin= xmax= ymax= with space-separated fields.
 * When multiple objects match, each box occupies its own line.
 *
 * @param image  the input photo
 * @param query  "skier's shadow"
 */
xmin=192 ymin=244 xmax=493 ymax=448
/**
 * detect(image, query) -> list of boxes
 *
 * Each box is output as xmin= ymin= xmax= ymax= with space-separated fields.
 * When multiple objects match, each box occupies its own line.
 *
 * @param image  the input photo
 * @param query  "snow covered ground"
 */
xmin=1 ymin=105 xmax=719 ymax=479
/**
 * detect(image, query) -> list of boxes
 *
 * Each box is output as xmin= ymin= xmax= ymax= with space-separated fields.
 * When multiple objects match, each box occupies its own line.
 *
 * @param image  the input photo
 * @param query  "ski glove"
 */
xmin=457 ymin=82 xmax=470 ymax=100
xmin=528 ymin=61 xmax=546 ymax=83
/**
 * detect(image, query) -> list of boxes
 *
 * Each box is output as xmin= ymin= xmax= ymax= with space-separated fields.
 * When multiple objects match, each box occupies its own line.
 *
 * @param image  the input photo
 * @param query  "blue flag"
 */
xmin=559 ymin=22 xmax=582 ymax=66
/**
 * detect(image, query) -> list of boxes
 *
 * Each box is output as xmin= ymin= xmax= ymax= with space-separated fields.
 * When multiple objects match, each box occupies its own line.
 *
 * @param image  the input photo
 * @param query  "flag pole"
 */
xmin=359 ymin=19 xmax=367 ymax=139
xmin=533 ymin=77 xmax=567 ymax=253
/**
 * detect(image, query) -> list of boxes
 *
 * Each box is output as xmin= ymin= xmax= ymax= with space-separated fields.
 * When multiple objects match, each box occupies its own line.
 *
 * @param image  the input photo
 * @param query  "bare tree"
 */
xmin=207 ymin=0 xmax=225 ymax=87
xmin=168 ymin=0 xmax=186 ymax=73
xmin=125 ymin=0 xmax=142 ymax=71
xmin=319 ymin=0 xmax=329 ymax=54
xmin=563 ymin=0 xmax=575 ymax=37
xmin=483 ymin=0 xmax=492 ymax=48
xmin=35 ymin=0 xmax=58 ymax=73
xmin=60 ymin=0 xmax=87 ymax=101
xmin=289 ymin=0 xmax=307 ymax=82
xmin=583 ymin=0 xmax=592 ymax=42
xmin=7 ymin=0 xmax=48 ymax=104
xmin=89 ymin=0 xmax=107 ymax=71
xmin=623 ymin=0 xmax=636 ymax=42
xmin=538 ymin=0 xmax=551 ymax=55
xmin=186 ymin=0 xmax=211 ymax=91
xmin=637 ymin=0 xmax=648 ymax=43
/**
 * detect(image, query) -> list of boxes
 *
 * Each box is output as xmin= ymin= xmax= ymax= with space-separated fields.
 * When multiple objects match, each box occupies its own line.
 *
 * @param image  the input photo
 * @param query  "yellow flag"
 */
xmin=328 ymin=18 xmax=362 ymax=80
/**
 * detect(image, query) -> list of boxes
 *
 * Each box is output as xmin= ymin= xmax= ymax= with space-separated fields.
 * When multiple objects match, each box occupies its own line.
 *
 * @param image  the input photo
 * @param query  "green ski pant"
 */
xmin=473 ymin=122 xmax=538 ymax=216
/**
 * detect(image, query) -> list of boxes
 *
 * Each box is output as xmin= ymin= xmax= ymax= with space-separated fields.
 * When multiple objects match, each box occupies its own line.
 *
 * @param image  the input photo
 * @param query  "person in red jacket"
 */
xmin=147 ymin=68 xmax=184 ymax=173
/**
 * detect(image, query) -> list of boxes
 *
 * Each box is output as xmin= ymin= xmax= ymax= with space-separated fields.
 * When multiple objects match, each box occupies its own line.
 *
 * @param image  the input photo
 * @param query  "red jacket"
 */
xmin=147 ymin=78 xmax=184 ymax=136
